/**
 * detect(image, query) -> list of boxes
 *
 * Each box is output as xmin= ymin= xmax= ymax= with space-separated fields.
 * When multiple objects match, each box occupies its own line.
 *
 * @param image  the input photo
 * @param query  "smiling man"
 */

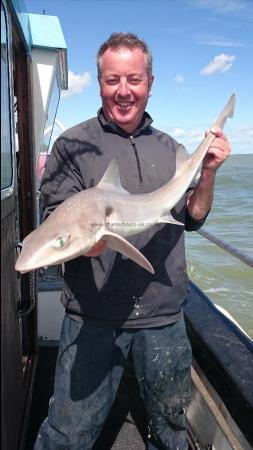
xmin=34 ymin=33 xmax=231 ymax=450
xmin=98 ymin=45 xmax=153 ymax=133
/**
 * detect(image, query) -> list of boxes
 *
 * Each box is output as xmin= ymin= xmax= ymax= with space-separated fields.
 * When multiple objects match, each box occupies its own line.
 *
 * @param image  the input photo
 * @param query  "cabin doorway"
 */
xmin=1 ymin=2 xmax=37 ymax=449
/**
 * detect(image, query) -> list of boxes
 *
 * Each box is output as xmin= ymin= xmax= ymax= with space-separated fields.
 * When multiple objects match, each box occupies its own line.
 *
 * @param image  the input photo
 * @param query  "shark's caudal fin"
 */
xmin=174 ymin=93 xmax=236 ymax=184
xmin=212 ymin=93 xmax=236 ymax=129
xmin=103 ymin=230 xmax=154 ymax=274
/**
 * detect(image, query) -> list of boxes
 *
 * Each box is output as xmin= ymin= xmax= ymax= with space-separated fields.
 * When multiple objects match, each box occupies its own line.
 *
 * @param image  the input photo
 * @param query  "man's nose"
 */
xmin=117 ymin=79 xmax=130 ymax=97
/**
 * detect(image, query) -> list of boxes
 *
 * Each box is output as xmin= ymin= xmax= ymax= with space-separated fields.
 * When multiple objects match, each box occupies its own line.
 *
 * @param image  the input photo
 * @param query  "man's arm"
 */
xmin=40 ymin=137 xmax=85 ymax=220
xmin=187 ymin=128 xmax=231 ymax=220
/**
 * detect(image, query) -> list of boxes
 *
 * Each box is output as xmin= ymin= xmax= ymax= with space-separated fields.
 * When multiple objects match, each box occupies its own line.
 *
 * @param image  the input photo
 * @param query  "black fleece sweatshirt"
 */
xmin=40 ymin=109 xmax=207 ymax=328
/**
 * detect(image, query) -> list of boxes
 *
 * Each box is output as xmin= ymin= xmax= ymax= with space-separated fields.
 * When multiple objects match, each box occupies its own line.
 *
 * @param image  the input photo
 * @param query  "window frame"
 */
xmin=1 ymin=0 xmax=16 ymax=200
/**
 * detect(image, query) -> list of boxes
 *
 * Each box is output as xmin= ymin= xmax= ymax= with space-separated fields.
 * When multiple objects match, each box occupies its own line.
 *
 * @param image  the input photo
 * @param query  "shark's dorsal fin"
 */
xmin=98 ymin=158 xmax=121 ymax=187
xmin=97 ymin=158 xmax=129 ymax=194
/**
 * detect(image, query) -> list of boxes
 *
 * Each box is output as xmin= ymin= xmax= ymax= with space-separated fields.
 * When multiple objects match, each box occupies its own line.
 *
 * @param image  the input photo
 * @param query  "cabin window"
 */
xmin=41 ymin=75 xmax=60 ymax=155
xmin=36 ymin=75 xmax=60 ymax=191
xmin=1 ymin=2 xmax=13 ymax=190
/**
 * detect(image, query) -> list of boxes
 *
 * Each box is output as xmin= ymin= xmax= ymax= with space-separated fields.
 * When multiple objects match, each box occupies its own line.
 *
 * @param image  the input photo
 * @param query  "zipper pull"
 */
xmin=129 ymin=135 xmax=143 ymax=184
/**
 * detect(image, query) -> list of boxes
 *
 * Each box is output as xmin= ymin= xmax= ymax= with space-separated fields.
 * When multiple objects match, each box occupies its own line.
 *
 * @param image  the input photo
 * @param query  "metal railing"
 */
xmin=197 ymin=227 xmax=253 ymax=268
xmin=190 ymin=367 xmax=246 ymax=450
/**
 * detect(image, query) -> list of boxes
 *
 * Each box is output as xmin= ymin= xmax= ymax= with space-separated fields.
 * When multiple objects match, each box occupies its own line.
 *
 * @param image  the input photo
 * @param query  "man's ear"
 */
xmin=98 ymin=76 xmax=102 ymax=97
xmin=148 ymin=75 xmax=154 ymax=97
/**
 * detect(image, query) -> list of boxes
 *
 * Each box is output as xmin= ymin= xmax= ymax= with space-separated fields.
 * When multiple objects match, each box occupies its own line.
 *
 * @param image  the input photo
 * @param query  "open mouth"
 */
xmin=116 ymin=101 xmax=133 ymax=108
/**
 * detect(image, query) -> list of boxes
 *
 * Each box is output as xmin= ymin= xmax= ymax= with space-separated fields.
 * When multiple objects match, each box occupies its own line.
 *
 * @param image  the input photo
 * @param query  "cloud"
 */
xmin=189 ymin=0 xmax=247 ymax=14
xmin=169 ymin=125 xmax=253 ymax=154
xmin=172 ymin=127 xmax=203 ymax=143
xmin=174 ymin=74 xmax=185 ymax=83
xmin=194 ymin=34 xmax=245 ymax=48
xmin=200 ymin=53 xmax=236 ymax=75
xmin=173 ymin=127 xmax=186 ymax=138
xmin=229 ymin=126 xmax=253 ymax=150
xmin=61 ymin=70 xmax=92 ymax=98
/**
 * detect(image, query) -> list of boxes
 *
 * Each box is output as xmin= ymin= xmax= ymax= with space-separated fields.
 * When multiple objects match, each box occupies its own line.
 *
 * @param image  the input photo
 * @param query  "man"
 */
xmin=34 ymin=33 xmax=231 ymax=450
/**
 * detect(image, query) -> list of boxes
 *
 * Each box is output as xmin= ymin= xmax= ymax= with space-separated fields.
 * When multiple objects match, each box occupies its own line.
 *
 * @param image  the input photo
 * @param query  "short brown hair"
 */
xmin=97 ymin=32 xmax=153 ymax=79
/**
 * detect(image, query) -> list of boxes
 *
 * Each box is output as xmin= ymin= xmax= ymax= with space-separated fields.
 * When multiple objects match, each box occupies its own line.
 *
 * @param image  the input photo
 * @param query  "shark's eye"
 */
xmin=53 ymin=235 xmax=70 ymax=249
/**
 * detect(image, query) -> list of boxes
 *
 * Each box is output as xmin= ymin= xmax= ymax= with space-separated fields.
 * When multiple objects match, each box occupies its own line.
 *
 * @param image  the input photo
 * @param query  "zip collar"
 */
xmin=97 ymin=108 xmax=153 ymax=138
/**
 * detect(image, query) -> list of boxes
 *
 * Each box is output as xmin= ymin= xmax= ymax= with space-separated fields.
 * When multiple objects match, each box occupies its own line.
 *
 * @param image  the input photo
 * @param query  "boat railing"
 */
xmin=187 ymin=228 xmax=253 ymax=450
xmin=196 ymin=227 xmax=253 ymax=268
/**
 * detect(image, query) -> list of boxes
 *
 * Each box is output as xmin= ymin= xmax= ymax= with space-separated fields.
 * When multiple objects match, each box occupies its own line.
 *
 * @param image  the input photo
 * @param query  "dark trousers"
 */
xmin=34 ymin=315 xmax=192 ymax=450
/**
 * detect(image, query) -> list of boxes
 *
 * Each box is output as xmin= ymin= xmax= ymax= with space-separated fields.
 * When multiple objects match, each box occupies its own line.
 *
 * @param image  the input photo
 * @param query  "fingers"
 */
xmin=205 ymin=127 xmax=231 ymax=155
xmin=210 ymin=137 xmax=231 ymax=153
xmin=202 ymin=126 xmax=231 ymax=171
xmin=205 ymin=126 xmax=227 ymax=140
xmin=206 ymin=145 xmax=230 ymax=162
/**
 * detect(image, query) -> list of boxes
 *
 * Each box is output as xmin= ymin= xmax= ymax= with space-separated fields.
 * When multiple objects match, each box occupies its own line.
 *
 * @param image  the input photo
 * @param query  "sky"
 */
xmin=26 ymin=0 xmax=253 ymax=154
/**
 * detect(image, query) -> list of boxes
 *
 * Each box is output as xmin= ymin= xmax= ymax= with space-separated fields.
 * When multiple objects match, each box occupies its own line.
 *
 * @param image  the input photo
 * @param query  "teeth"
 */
xmin=117 ymin=102 xmax=131 ymax=107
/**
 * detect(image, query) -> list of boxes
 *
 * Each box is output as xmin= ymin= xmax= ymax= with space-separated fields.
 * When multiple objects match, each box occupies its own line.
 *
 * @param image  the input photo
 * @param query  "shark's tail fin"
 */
xmin=213 ymin=93 xmax=236 ymax=130
xmin=175 ymin=93 xmax=236 ymax=183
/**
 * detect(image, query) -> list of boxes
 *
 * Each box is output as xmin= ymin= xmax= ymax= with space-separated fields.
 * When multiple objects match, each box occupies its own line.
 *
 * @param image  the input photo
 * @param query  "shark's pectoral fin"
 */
xmin=103 ymin=231 xmax=154 ymax=274
xmin=159 ymin=214 xmax=184 ymax=226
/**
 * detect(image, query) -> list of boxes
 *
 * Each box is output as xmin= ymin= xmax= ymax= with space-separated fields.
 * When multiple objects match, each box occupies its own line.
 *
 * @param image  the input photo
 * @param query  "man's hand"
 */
xmin=202 ymin=127 xmax=231 ymax=175
xmin=84 ymin=239 xmax=106 ymax=257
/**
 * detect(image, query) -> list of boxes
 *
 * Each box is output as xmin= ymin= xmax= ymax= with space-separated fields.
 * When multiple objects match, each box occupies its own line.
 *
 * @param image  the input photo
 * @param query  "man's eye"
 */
xmin=107 ymin=79 xmax=118 ymax=85
xmin=128 ymin=78 xmax=141 ymax=85
xmin=53 ymin=235 xmax=70 ymax=249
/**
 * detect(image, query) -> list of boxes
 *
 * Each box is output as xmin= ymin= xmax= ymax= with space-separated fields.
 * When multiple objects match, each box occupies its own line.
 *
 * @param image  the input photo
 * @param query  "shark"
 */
xmin=15 ymin=93 xmax=235 ymax=274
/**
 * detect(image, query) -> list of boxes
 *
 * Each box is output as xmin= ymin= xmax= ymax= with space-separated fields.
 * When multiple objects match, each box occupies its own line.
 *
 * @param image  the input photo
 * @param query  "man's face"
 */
xmin=99 ymin=47 xmax=153 ymax=134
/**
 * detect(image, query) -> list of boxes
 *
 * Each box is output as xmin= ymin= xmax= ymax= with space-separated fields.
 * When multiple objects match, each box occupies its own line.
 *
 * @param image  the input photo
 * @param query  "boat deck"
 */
xmin=25 ymin=281 xmax=253 ymax=449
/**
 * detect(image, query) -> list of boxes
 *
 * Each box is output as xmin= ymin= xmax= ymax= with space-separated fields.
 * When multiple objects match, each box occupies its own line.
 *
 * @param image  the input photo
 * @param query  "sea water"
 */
xmin=185 ymin=154 xmax=253 ymax=338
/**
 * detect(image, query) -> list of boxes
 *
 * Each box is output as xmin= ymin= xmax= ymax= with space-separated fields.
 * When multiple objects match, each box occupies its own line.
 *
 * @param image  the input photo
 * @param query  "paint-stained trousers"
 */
xmin=33 ymin=314 xmax=192 ymax=450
